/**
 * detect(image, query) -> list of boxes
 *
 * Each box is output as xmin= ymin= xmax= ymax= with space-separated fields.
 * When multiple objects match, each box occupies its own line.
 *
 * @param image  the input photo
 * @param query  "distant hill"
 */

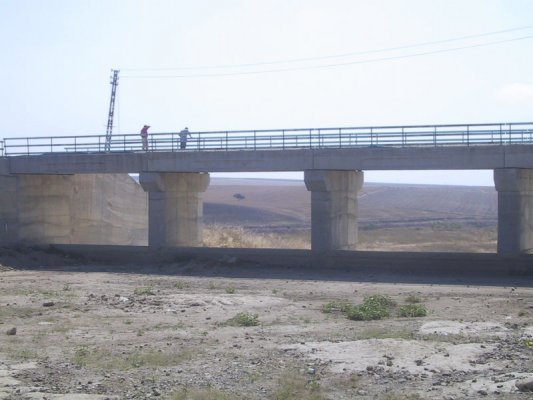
xmin=204 ymin=178 xmax=496 ymax=231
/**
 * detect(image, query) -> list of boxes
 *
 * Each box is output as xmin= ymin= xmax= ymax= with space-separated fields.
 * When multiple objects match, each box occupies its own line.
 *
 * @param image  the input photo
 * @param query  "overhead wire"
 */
xmin=121 ymin=34 xmax=533 ymax=79
xmin=120 ymin=25 xmax=533 ymax=72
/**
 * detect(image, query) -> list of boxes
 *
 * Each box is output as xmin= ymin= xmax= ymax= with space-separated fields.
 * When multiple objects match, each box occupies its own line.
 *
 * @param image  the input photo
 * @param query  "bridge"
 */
xmin=1 ymin=122 xmax=532 ymax=259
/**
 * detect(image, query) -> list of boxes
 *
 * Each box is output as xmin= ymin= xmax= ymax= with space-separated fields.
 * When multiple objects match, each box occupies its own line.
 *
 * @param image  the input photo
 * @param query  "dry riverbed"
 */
xmin=0 ymin=248 xmax=532 ymax=399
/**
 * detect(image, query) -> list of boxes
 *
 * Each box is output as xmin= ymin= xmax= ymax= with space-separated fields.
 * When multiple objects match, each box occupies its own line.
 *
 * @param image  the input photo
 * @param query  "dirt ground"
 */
xmin=1 ymin=248 xmax=532 ymax=400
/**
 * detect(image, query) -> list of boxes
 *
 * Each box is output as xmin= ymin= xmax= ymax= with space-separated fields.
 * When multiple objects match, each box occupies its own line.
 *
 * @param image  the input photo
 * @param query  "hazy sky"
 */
xmin=1 ymin=0 xmax=533 ymax=185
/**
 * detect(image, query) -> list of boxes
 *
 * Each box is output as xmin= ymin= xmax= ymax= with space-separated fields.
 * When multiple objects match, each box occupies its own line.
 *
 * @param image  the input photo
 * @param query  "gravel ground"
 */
xmin=0 ymin=248 xmax=532 ymax=399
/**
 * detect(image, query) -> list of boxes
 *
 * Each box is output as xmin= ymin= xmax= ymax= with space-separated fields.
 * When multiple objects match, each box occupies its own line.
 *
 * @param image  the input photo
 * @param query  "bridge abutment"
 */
xmin=140 ymin=172 xmax=210 ymax=247
xmin=494 ymin=168 xmax=533 ymax=255
xmin=304 ymin=170 xmax=363 ymax=251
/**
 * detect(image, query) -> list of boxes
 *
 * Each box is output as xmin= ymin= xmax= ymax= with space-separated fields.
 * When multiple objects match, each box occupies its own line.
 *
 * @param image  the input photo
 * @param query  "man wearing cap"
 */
xmin=140 ymin=125 xmax=150 ymax=151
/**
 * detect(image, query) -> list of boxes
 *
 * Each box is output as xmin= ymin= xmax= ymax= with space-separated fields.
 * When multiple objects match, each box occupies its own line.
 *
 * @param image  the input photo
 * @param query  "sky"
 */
xmin=1 ymin=0 xmax=533 ymax=186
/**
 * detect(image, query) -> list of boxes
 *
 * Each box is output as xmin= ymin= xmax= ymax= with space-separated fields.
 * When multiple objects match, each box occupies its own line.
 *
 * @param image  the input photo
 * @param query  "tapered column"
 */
xmin=304 ymin=170 xmax=363 ymax=251
xmin=494 ymin=169 xmax=533 ymax=255
xmin=140 ymin=172 xmax=210 ymax=247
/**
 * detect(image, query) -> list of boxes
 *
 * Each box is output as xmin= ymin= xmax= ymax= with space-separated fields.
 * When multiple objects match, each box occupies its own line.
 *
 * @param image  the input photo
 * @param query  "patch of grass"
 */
xmin=208 ymin=282 xmax=218 ymax=290
xmin=9 ymin=348 xmax=37 ymax=361
xmin=134 ymin=286 xmax=155 ymax=296
xmin=227 ymin=312 xmax=260 ymax=327
xmin=171 ymin=387 xmax=241 ymax=400
xmin=322 ymin=300 xmax=353 ymax=314
xmin=405 ymin=295 xmax=422 ymax=304
xmin=0 ymin=305 xmax=35 ymax=319
xmin=71 ymin=347 xmax=194 ymax=371
xmin=380 ymin=393 xmax=423 ymax=400
xmin=225 ymin=287 xmax=236 ymax=294
xmin=356 ymin=327 xmax=414 ymax=340
xmin=39 ymin=289 xmax=60 ymax=298
xmin=399 ymin=304 xmax=427 ymax=318
xmin=346 ymin=295 xmax=395 ymax=321
xmin=73 ymin=346 xmax=90 ymax=367
xmin=272 ymin=370 xmax=325 ymax=400
xmin=175 ymin=281 xmax=189 ymax=290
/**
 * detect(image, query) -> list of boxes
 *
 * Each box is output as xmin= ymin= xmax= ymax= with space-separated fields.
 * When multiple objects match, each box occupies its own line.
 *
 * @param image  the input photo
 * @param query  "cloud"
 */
xmin=497 ymin=83 xmax=533 ymax=106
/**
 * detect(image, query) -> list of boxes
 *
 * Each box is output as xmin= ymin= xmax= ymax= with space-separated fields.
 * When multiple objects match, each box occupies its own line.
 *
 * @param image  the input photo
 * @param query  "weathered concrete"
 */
xmin=305 ymin=170 xmax=363 ymax=251
xmin=0 ymin=174 xmax=147 ymax=245
xmin=140 ymin=172 xmax=209 ymax=247
xmin=6 ymin=144 xmax=533 ymax=174
xmin=494 ymin=168 xmax=533 ymax=255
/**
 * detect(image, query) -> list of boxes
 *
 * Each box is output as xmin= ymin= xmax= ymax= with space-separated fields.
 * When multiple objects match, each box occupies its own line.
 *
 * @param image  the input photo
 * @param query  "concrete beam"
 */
xmin=305 ymin=170 xmax=363 ymax=251
xmin=494 ymin=168 xmax=533 ymax=255
xmin=140 ymin=172 xmax=210 ymax=247
xmin=7 ymin=144 xmax=533 ymax=174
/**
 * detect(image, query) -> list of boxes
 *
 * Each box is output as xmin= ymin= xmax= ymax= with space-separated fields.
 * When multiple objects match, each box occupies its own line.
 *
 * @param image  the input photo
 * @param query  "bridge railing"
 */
xmin=3 ymin=122 xmax=533 ymax=156
xmin=0 ymin=140 xmax=4 ymax=156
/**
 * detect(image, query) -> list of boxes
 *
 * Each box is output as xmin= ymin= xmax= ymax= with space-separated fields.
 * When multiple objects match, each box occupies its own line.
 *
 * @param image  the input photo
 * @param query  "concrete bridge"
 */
xmin=1 ymin=122 xmax=532 ymax=256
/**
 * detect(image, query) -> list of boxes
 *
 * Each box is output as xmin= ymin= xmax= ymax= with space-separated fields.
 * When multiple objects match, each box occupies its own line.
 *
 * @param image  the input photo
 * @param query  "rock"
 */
xmin=516 ymin=378 xmax=533 ymax=392
xmin=42 ymin=301 xmax=55 ymax=307
xmin=477 ymin=389 xmax=488 ymax=396
xmin=307 ymin=367 xmax=315 ymax=375
xmin=6 ymin=327 xmax=16 ymax=335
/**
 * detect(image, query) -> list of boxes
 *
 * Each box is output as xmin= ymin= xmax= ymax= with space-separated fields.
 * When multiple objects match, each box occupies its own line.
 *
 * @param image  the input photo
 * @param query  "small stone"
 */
xmin=477 ymin=389 xmax=488 ymax=396
xmin=516 ymin=378 xmax=533 ymax=392
xmin=42 ymin=301 xmax=55 ymax=307
xmin=307 ymin=367 xmax=315 ymax=375
xmin=6 ymin=327 xmax=16 ymax=335
xmin=386 ymin=360 xmax=393 ymax=367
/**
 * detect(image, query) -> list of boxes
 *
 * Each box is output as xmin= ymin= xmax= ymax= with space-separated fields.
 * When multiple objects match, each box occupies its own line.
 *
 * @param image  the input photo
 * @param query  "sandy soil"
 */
xmin=1 ymin=249 xmax=532 ymax=400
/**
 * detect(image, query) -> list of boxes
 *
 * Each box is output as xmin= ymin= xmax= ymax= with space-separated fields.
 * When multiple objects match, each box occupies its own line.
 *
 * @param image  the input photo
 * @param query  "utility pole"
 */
xmin=104 ymin=69 xmax=120 ymax=152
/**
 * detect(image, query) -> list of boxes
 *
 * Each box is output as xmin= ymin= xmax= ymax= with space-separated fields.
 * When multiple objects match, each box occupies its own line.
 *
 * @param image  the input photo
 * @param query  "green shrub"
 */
xmin=134 ymin=286 xmax=155 ymax=296
xmin=345 ymin=295 xmax=394 ymax=321
xmin=228 ymin=312 xmax=259 ymax=327
xmin=399 ymin=304 xmax=427 ymax=318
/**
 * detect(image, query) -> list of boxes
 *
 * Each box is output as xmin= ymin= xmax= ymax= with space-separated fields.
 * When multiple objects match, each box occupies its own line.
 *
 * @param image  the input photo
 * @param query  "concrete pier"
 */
xmin=494 ymin=168 xmax=533 ymax=255
xmin=140 ymin=172 xmax=210 ymax=247
xmin=304 ymin=170 xmax=363 ymax=251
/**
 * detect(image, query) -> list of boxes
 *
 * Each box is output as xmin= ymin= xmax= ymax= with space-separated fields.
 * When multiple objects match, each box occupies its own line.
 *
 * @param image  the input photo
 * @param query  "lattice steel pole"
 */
xmin=104 ymin=69 xmax=120 ymax=152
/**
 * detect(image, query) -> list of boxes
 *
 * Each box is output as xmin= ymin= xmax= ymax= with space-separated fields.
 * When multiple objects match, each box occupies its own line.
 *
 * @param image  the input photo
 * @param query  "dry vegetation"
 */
xmin=203 ymin=179 xmax=497 ymax=252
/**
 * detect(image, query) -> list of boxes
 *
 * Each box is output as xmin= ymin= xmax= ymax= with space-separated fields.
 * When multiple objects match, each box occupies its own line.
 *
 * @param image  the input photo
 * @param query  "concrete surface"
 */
xmin=0 ymin=174 xmax=147 ymax=245
xmin=305 ymin=170 xmax=363 ymax=250
xmin=494 ymin=168 xmax=533 ymax=255
xmin=6 ymin=144 xmax=533 ymax=174
xmin=140 ymin=172 xmax=209 ymax=247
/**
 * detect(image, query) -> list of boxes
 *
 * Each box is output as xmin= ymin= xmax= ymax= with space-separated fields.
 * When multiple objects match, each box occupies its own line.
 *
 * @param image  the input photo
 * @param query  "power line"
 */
xmin=120 ymin=25 xmax=533 ymax=72
xmin=121 ymin=34 xmax=533 ymax=79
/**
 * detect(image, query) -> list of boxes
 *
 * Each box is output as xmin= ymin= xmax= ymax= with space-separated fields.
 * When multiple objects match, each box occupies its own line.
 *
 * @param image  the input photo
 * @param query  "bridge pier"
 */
xmin=140 ymin=172 xmax=210 ymax=248
xmin=494 ymin=168 xmax=533 ymax=255
xmin=304 ymin=170 xmax=363 ymax=251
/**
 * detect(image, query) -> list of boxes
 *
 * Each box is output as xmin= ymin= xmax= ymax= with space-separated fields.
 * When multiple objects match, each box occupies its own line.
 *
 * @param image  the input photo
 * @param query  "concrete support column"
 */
xmin=140 ymin=172 xmax=210 ymax=247
xmin=494 ymin=168 xmax=533 ymax=255
xmin=304 ymin=170 xmax=363 ymax=251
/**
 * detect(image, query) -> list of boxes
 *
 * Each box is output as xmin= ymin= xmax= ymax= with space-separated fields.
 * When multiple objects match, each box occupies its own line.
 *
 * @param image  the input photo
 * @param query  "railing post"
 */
xmin=74 ymin=137 xmax=77 ymax=152
xmin=467 ymin=126 xmax=470 ymax=146
xmin=226 ymin=131 xmax=228 ymax=151
xmin=309 ymin=129 xmax=312 ymax=148
xmin=318 ymin=129 xmax=321 ymax=148
xmin=434 ymin=126 xmax=437 ymax=147
xmin=26 ymin=138 xmax=29 ymax=156
xmin=500 ymin=124 xmax=503 ymax=144
xmin=370 ymin=128 xmax=373 ymax=146
xmin=282 ymin=130 xmax=285 ymax=149
xmin=402 ymin=127 xmax=405 ymax=146
xmin=339 ymin=128 xmax=342 ymax=148
xmin=254 ymin=130 xmax=256 ymax=150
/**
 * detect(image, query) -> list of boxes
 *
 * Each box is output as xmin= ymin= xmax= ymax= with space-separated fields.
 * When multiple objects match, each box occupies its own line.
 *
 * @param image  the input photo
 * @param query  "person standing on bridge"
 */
xmin=179 ymin=127 xmax=192 ymax=149
xmin=140 ymin=125 xmax=150 ymax=151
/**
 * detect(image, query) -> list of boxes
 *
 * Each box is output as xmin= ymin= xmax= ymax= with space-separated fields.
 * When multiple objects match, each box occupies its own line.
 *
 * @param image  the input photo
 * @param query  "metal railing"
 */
xmin=3 ymin=122 xmax=533 ymax=156
xmin=0 ymin=140 xmax=4 ymax=157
